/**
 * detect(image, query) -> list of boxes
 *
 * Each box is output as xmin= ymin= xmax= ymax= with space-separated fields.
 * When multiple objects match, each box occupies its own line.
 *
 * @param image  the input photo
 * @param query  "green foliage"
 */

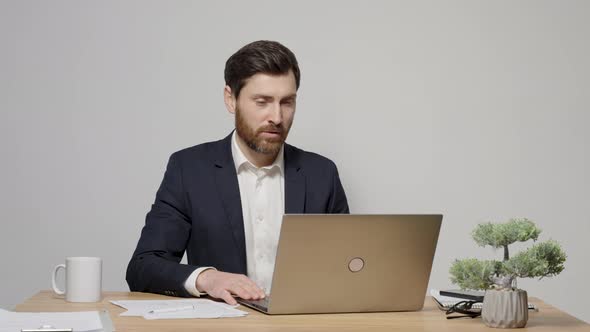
xmin=472 ymin=218 xmax=541 ymax=249
xmin=449 ymin=219 xmax=566 ymax=290
xmin=503 ymin=240 xmax=566 ymax=279
xmin=449 ymin=258 xmax=499 ymax=290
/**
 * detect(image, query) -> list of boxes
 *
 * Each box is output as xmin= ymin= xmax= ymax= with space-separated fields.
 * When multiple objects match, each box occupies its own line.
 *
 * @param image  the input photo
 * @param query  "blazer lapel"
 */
xmin=212 ymin=133 xmax=246 ymax=271
xmin=284 ymin=144 xmax=306 ymax=214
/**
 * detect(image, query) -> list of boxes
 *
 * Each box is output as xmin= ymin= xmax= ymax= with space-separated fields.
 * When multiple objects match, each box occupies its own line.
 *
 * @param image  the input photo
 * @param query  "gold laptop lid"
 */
xmin=266 ymin=214 xmax=442 ymax=314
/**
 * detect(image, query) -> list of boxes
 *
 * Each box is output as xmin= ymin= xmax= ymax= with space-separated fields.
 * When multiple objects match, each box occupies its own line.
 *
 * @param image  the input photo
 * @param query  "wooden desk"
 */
xmin=15 ymin=291 xmax=589 ymax=331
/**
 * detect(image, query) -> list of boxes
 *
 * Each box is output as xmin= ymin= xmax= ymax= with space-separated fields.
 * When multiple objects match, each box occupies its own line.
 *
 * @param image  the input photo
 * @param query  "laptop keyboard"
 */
xmin=241 ymin=296 xmax=270 ymax=312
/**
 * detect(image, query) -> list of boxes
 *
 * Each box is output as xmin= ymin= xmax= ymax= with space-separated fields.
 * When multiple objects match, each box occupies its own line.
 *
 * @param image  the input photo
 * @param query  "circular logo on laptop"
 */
xmin=348 ymin=257 xmax=365 ymax=272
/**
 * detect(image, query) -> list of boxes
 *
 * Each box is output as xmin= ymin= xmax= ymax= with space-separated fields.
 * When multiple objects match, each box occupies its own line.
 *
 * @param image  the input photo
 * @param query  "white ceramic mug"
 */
xmin=52 ymin=257 xmax=102 ymax=302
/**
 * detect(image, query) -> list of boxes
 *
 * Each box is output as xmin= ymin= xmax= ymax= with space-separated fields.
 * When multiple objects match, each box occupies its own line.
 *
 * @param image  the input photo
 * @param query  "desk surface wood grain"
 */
xmin=14 ymin=291 xmax=590 ymax=331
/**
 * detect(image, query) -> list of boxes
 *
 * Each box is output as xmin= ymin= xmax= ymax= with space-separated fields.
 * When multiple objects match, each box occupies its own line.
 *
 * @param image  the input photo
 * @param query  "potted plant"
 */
xmin=449 ymin=218 xmax=566 ymax=328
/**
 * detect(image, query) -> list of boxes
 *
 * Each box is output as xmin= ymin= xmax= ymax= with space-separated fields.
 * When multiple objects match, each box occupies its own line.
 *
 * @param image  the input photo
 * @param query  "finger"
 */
xmin=238 ymin=276 xmax=266 ymax=298
xmin=234 ymin=284 xmax=262 ymax=300
xmin=241 ymin=281 xmax=265 ymax=299
xmin=241 ymin=283 xmax=265 ymax=299
xmin=219 ymin=289 xmax=237 ymax=306
xmin=227 ymin=285 xmax=254 ymax=300
xmin=247 ymin=282 xmax=266 ymax=298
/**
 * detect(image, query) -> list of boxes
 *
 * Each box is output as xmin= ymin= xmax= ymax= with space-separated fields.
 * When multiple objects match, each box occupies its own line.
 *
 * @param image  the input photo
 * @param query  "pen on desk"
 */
xmin=148 ymin=305 xmax=197 ymax=314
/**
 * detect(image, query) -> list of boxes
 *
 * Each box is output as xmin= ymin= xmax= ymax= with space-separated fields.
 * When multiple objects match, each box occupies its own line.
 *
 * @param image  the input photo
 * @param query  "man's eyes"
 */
xmin=253 ymin=99 xmax=295 ymax=106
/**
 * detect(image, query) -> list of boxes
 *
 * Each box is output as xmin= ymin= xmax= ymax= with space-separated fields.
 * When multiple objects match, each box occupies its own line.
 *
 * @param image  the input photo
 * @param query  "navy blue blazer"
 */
xmin=126 ymin=132 xmax=349 ymax=297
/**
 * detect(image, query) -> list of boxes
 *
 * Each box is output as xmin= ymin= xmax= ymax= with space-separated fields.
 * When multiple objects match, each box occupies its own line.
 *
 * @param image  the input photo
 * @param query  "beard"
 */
xmin=235 ymin=106 xmax=291 ymax=155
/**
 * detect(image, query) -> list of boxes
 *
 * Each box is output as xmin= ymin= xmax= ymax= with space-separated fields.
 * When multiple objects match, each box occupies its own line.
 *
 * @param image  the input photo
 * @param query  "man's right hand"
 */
xmin=195 ymin=270 xmax=265 ymax=305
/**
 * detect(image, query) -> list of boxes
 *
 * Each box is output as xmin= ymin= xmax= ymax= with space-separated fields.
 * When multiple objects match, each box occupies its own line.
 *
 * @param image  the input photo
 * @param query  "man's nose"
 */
xmin=268 ymin=102 xmax=283 ymax=125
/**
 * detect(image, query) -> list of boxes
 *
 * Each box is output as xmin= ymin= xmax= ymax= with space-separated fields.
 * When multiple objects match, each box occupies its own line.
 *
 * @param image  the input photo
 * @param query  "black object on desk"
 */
xmin=440 ymin=289 xmax=485 ymax=302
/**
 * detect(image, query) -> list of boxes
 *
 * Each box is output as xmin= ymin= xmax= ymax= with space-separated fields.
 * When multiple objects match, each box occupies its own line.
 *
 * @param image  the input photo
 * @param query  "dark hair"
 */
xmin=224 ymin=40 xmax=300 ymax=98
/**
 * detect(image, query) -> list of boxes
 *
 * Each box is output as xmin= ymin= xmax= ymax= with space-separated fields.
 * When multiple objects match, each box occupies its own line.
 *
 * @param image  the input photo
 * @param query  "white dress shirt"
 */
xmin=184 ymin=131 xmax=285 ymax=296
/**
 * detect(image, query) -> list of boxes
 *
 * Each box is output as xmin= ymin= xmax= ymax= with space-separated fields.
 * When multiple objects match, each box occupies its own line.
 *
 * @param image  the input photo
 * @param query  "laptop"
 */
xmin=238 ymin=214 xmax=442 ymax=314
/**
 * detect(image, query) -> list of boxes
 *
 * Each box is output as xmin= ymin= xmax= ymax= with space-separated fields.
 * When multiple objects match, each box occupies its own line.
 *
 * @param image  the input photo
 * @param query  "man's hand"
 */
xmin=196 ymin=270 xmax=265 ymax=305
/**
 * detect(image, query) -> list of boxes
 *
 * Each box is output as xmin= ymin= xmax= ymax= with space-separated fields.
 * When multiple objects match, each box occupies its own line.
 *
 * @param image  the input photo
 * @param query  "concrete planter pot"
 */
xmin=482 ymin=289 xmax=528 ymax=328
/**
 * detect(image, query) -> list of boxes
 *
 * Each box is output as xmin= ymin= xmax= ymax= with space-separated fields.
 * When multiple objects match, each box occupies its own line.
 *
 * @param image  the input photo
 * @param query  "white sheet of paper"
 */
xmin=0 ymin=309 xmax=103 ymax=332
xmin=109 ymin=299 xmax=247 ymax=319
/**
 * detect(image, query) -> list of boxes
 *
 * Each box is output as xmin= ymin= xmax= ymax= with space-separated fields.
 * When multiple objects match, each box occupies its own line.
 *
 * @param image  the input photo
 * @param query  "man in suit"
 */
xmin=126 ymin=40 xmax=349 ymax=305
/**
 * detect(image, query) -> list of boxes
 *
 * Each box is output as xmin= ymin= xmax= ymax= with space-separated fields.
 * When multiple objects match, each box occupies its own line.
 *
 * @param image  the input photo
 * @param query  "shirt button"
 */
xmin=257 ymin=215 xmax=264 ymax=222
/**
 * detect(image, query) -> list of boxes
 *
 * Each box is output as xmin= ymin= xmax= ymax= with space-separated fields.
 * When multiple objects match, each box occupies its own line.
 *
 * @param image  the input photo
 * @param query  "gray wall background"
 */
xmin=1 ymin=0 xmax=588 ymax=323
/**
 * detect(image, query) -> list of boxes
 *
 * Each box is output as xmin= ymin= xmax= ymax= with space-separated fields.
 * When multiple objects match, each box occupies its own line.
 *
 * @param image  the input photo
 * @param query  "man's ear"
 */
xmin=224 ymin=86 xmax=236 ymax=114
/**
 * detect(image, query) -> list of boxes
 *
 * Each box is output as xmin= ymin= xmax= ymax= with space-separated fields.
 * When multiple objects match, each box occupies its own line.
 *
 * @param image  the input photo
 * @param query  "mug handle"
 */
xmin=52 ymin=264 xmax=66 ymax=295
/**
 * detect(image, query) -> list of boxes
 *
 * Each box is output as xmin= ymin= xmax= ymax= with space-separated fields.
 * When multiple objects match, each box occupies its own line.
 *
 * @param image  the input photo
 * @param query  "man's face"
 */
xmin=232 ymin=71 xmax=297 ymax=155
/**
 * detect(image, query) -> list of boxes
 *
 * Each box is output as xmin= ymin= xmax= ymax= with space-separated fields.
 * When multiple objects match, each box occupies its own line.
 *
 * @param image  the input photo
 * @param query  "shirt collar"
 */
xmin=231 ymin=130 xmax=284 ymax=174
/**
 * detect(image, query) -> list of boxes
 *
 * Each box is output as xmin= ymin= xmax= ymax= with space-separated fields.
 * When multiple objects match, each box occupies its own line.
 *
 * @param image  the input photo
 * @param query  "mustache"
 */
xmin=257 ymin=124 xmax=284 ymax=134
